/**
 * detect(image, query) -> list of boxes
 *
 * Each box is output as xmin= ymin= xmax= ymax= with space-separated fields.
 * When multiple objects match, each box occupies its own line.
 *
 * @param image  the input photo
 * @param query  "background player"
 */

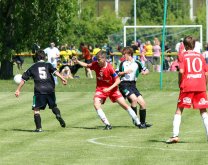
xmin=166 ymin=36 xmax=208 ymax=143
xmin=15 ymin=50 xmax=67 ymax=132
xmin=73 ymin=51 xmax=142 ymax=130
xmin=118 ymin=46 xmax=152 ymax=128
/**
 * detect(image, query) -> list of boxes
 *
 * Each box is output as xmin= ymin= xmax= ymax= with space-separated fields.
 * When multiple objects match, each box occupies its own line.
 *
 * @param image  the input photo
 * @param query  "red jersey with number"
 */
xmin=88 ymin=61 xmax=118 ymax=89
xmin=179 ymin=50 xmax=208 ymax=92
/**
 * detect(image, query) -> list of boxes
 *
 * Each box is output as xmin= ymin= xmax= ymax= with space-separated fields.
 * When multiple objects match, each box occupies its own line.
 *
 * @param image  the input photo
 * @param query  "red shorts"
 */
xmin=177 ymin=91 xmax=208 ymax=109
xmin=94 ymin=87 xmax=123 ymax=103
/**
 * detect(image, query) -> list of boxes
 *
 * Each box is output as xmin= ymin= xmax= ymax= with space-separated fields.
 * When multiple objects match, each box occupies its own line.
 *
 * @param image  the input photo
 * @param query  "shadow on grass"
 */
xmin=148 ymin=139 xmax=189 ymax=144
xmin=6 ymin=129 xmax=52 ymax=133
xmin=72 ymin=125 xmax=134 ymax=130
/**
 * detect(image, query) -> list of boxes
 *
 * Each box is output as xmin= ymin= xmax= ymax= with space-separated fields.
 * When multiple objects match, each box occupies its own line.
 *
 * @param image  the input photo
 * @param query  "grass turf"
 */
xmin=0 ymin=57 xmax=208 ymax=165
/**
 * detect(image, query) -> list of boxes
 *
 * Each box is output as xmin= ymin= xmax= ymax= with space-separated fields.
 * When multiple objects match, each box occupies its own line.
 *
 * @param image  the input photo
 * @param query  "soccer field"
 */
xmin=0 ymin=59 xmax=208 ymax=165
xmin=0 ymin=90 xmax=208 ymax=165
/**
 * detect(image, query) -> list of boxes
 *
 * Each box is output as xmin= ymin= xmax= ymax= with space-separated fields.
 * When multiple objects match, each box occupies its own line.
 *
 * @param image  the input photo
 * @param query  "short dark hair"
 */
xmin=183 ymin=36 xmax=195 ymax=50
xmin=122 ymin=46 xmax=134 ymax=56
xmin=35 ymin=50 xmax=46 ymax=61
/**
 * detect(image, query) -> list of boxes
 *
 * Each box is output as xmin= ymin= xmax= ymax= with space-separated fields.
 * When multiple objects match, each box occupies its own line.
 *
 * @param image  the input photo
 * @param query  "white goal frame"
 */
xmin=123 ymin=25 xmax=203 ymax=47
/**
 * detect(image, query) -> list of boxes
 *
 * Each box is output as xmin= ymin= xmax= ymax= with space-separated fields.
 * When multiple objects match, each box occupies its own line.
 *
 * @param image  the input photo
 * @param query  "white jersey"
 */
xmin=119 ymin=59 xmax=147 ymax=81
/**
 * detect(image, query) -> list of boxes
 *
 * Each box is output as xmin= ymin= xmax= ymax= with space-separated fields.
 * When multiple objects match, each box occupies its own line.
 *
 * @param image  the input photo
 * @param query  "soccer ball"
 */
xmin=14 ymin=74 xmax=22 ymax=84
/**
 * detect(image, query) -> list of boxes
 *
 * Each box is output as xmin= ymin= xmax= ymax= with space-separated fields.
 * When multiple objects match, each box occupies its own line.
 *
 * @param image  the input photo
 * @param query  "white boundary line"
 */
xmin=87 ymin=136 xmax=208 ymax=152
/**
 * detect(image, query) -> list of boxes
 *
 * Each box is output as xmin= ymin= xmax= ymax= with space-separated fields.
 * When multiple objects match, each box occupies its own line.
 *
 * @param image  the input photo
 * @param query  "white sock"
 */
xmin=201 ymin=112 xmax=208 ymax=136
xmin=127 ymin=107 xmax=141 ymax=125
xmin=173 ymin=114 xmax=181 ymax=137
xmin=96 ymin=109 xmax=110 ymax=125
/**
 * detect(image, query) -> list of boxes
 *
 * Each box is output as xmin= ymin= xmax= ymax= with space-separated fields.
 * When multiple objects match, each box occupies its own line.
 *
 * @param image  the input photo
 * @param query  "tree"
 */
xmin=0 ymin=0 xmax=78 ymax=79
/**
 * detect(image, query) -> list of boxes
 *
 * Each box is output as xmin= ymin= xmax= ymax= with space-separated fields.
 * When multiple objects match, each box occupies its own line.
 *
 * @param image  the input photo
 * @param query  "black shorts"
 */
xmin=119 ymin=81 xmax=141 ymax=99
xmin=32 ymin=93 xmax=57 ymax=110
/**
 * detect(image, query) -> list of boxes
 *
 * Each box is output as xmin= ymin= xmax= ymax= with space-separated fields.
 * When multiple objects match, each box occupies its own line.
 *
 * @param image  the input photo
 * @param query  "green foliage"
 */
xmin=128 ymin=0 xmax=191 ymax=25
xmin=194 ymin=5 xmax=206 ymax=44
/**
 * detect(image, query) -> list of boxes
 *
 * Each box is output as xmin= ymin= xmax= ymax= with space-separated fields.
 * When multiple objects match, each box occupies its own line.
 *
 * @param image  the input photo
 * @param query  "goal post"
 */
xmin=123 ymin=25 xmax=203 ymax=48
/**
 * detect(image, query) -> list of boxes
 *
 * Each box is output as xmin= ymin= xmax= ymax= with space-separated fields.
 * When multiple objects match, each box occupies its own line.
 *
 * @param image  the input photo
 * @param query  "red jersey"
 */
xmin=88 ymin=61 xmax=118 ymax=88
xmin=179 ymin=50 xmax=208 ymax=92
xmin=82 ymin=47 xmax=91 ymax=60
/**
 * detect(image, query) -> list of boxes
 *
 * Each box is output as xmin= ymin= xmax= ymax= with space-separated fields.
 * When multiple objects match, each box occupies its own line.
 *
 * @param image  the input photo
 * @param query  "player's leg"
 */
xmin=34 ymin=109 xmax=42 ymax=132
xmin=48 ymin=93 xmax=66 ymax=128
xmin=52 ymin=107 xmax=66 ymax=128
xmin=94 ymin=97 xmax=111 ymax=130
xmin=137 ymin=95 xmax=152 ymax=127
xmin=86 ymin=67 xmax=93 ymax=78
xmin=166 ymin=107 xmax=183 ymax=143
xmin=116 ymin=97 xmax=141 ymax=127
xmin=199 ymin=109 xmax=208 ymax=140
xmin=32 ymin=94 xmax=45 ymax=132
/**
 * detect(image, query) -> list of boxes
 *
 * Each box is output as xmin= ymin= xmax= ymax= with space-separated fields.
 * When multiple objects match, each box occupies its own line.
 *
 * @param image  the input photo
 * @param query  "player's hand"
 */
xmin=125 ymin=69 xmax=133 ymax=74
xmin=103 ymin=88 xmax=110 ymax=93
xmin=62 ymin=79 xmax=67 ymax=85
xmin=15 ymin=90 xmax=20 ymax=97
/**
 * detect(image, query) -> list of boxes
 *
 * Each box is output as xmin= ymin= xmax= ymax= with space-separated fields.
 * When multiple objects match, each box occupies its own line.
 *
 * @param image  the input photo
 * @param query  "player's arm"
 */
xmin=72 ymin=56 xmax=88 ymax=67
xmin=54 ymin=71 xmax=67 ymax=85
xmin=103 ymin=76 xmax=121 ymax=93
xmin=15 ymin=80 xmax=25 ymax=97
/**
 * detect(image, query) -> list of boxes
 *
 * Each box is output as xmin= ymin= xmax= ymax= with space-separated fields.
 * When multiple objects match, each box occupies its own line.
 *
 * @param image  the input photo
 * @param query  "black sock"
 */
xmin=52 ymin=107 xmax=61 ymax=118
xmin=131 ymin=106 xmax=137 ymax=115
xmin=34 ymin=114 xmax=42 ymax=129
xmin=139 ymin=109 xmax=146 ymax=124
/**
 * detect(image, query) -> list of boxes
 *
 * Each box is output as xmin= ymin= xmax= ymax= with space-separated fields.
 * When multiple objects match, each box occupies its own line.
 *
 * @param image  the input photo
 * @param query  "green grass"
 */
xmin=0 ymin=57 xmax=208 ymax=165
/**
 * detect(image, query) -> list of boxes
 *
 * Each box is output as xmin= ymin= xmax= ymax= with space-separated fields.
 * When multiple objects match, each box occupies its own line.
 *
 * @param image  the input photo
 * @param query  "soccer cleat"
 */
xmin=33 ymin=128 xmax=43 ymax=132
xmin=145 ymin=123 xmax=152 ymax=127
xmin=103 ymin=125 xmax=112 ymax=130
xmin=166 ymin=136 xmax=179 ymax=144
xmin=56 ymin=116 xmax=66 ymax=128
xmin=137 ymin=123 xmax=147 ymax=129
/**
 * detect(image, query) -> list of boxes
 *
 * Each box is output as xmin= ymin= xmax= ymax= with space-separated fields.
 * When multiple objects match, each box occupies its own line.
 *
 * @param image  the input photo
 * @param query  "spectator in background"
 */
xmin=131 ymin=41 xmax=139 ymax=60
xmin=80 ymin=42 xmax=93 ymax=78
xmin=152 ymin=39 xmax=161 ymax=72
xmin=170 ymin=58 xmax=179 ymax=72
xmin=193 ymin=38 xmax=202 ymax=53
xmin=44 ymin=42 xmax=60 ymax=85
xmin=12 ymin=55 xmax=24 ymax=70
xmin=106 ymin=44 xmax=114 ymax=63
xmin=32 ymin=42 xmax=40 ymax=63
xmin=202 ymin=43 xmax=208 ymax=64
xmin=93 ymin=44 xmax=101 ymax=56
xmin=138 ymin=40 xmax=147 ymax=66
xmin=60 ymin=65 xmax=74 ymax=79
xmin=144 ymin=41 xmax=153 ymax=70
xmin=175 ymin=38 xmax=183 ymax=52
xmin=165 ymin=42 xmax=171 ymax=53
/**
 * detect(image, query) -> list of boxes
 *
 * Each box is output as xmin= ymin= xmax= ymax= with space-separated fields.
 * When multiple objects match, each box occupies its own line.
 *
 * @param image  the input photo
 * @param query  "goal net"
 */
xmin=123 ymin=25 xmax=202 ymax=49
xmin=108 ymin=25 xmax=203 ymax=90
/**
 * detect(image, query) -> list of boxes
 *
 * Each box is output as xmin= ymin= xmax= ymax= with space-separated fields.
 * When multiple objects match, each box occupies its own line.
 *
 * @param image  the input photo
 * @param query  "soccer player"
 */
xmin=118 ymin=47 xmax=152 ymax=129
xmin=15 ymin=50 xmax=67 ymax=132
xmin=166 ymin=36 xmax=208 ymax=143
xmin=73 ymin=50 xmax=142 ymax=130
